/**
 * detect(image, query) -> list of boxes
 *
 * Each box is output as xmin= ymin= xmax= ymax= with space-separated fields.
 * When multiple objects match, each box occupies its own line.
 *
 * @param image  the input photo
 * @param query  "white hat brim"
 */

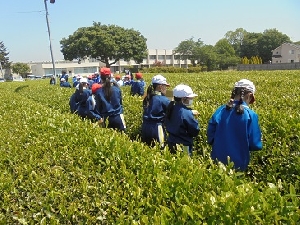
xmin=186 ymin=93 xmax=198 ymax=98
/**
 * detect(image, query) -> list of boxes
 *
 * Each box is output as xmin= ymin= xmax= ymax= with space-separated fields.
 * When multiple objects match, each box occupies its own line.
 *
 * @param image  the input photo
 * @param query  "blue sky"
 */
xmin=1 ymin=0 xmax=300 ymax=62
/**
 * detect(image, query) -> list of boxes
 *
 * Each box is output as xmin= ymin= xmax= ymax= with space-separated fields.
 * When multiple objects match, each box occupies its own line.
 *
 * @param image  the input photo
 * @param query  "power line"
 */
xmin=16 ymin=10 xmax=45 ymax=14
xmin=0 ymin=10 xmax=46 ymax=17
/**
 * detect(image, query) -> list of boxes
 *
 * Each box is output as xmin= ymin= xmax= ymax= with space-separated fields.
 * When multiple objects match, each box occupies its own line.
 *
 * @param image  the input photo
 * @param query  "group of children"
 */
xmin=62 ymin=70 xmax=146 ymax=97
xmin=67 ymin=67 xmax=263 ymax=171
xmin=69 ymin=67 xmax=126 ymax=131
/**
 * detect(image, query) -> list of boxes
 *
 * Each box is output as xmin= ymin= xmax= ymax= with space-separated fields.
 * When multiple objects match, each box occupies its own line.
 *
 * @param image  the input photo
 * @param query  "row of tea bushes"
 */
xmin=0 ymin=71 xmax=299 ymax=224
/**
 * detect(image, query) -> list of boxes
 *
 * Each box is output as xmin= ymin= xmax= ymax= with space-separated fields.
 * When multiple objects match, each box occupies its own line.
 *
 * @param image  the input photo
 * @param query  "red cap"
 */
xmin=135 ymin=72 xmax=142 ymax=79
xmin=91 ymin=83 xmax=102 ymax=94
xmin=100 ymin=67 xmax=111 ymax=76
xmin=115 ymin=75 xmax=121 ymax=79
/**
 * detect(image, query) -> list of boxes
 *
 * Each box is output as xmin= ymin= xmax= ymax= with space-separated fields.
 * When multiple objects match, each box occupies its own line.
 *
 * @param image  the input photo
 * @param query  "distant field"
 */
xmin=0 ymin=70 xmax=299 ymax=224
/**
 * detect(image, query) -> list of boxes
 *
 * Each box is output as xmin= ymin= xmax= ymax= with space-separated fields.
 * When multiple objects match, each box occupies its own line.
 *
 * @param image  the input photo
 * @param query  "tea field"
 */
xmin=0 ymin=70 xmax=299 ymax=224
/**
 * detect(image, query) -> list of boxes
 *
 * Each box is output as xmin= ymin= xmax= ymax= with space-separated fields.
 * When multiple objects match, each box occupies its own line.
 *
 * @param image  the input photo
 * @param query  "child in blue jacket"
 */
xmin=60 ymin=78 xmax=72 ymax=88
xmin=165 ymin=84 xmax=200 ymax=155
xmin=94 ymin=67 xmax=126 ymax=131
xmin=69 ymin=88 xmax=79 ymax=113
xmin=207 ymin=79 xmax=262 ymax=171
xmin=131 ymin=72 xmax=145 ymax=96
xmin=123 ymin=75 xmax=133 ymax=86
xmin=76 ymin=78 xmax=101 ymax=122
xmin=141 ymin=74 xmax=170 ymax=147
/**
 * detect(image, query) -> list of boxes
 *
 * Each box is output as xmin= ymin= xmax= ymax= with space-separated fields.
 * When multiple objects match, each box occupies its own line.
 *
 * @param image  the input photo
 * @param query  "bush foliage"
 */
xmin=141 ymin=66 xmax=206 ymax=73
xmin=0 ymin=71 xmax=299 ymax=224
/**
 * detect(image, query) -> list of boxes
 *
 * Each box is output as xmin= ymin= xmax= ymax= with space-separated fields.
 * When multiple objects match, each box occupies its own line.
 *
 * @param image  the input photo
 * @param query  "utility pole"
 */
xmin=43 ymin=0 xmax=56 ymax=83
xmin=0 ymin=61 xmax=3 ymax=78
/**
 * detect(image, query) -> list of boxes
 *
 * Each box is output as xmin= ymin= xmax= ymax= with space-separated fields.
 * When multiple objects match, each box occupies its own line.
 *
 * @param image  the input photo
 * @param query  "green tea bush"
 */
xmin=141 ymin=66 xmax=187 ymax=73
xmin=0 ymin=71 xmax=299 ymax=224
xmin=141 ymin=66 xmax=204 ymax=73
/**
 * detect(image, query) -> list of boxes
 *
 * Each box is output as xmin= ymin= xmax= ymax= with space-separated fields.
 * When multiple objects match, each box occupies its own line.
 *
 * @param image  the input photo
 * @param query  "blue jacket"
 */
xmin=124 ymin=80 xmax=133 ymax=86
xmin=165 ymin=103 xmax=200 ymax=146
xmin=77 ymin=89 xmax=101 ymax=121
xmin=60 ymin=82 xmax=72 ymax=88
xmin=131 ymin=80 xmax=144 ymax=96
xmin=88 ymin=80 xmax=94 ymax=89
xmin=141 ymin=93 xmax=170 ymax=145
xmin=94 ymin=75 xmax=100 ymax=84
xmin=142 ymin=94 xmax=170 ymax=123
xmin=69 ymin=91 xmax=79 ymax=113
xmin=94 ymin=84 xmax=123 ymax=118
xmin=207 ymin=101 xmax=262 ymax=171
xmin=73 ymin=81 xmax=80 ymax=88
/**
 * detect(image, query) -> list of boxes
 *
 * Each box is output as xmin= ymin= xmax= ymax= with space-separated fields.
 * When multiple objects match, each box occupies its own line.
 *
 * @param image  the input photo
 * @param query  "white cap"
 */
xmin=60 ymin=78 xmax=65 ymax=82
xmin=173 ymin=84 xmax=198 ymax=98
xmin=234 ymin=79 xmax=256 ymax=94
xmin=80 ymin=78 xmax=88 ymax=83
xmin=77 ymin=75 xmax=83 ymax=79
xmin=152 ymin=74 xmax=169 ymax=85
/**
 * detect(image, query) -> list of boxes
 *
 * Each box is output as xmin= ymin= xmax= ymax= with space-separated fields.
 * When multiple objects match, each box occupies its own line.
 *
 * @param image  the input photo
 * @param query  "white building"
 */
xmin=111 ymin=49 xmax=190 ymax=72
xmin=272 ymin=43 xmax=300 ymax=63
xmin=30 ymin=58 xmax=105 ymax=78
xmin=29 ymin=49 xmax=190 ymax=77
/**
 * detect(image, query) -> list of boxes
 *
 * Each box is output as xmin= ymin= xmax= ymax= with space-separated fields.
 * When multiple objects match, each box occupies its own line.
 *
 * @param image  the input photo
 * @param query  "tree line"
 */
xmin=1 ymin=24 xmax=299 ymax=75
xmin=174 ymin=28 xmax=297 ymax=71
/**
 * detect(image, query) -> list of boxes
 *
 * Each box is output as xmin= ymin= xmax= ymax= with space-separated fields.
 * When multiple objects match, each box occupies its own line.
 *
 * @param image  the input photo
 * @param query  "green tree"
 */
xmin=214 ymin=39 xmax=240 ymax=70
xmin=257 ymin=28 xmax=291 ymax=63
xmin=174 ymin=37 xmax=204 ymax=67
xmin=60 ymin=22 xmax=148 ymax=68
xmin=197 ymin=45 xmax=218 ymax=71
xmin=240 ymin=32 xmax=262 ymax=59
xmin=294 ymin=41 xmax=300 ymax=45
xmin=224 ymin=28 xmax=248 ymax=57
xmin=241 ymin=56 xmax=249 ymax=64
xmin=11 ymin=63 xmax=31 ymax=76
xmin=0 ymin=41 xmax=11 ymax=69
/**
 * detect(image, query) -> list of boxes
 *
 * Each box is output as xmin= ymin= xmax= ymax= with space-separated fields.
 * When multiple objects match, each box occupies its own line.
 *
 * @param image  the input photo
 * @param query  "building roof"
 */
xmin=272 ymin=42 xmax=300 ymax=51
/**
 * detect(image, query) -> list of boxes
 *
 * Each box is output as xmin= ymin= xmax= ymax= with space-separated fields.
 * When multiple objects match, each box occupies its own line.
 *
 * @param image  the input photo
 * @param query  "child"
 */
xmin=141 ymin=74 xmax=170 ymax=147
xmin=131 ymin=72 xmax=145 ymax=96
xmin=60 ymin=78 xmax=72 ymax=88
xmin=115 ymin=75 xmax=124 ymax=87
xmin=73 ymin=75 xmax=82 ymax=88
xmin=87 ymin=75 xmax=95 ymax=88
xmin=49 ymin=75 xmax=56 ymax=85
xmin=207 ymin=79 xmax=262 ymax=171
xmin=123 ymin=75 xmax=133 ymax=86
xmin=165 ymin=84 xmax=200 ymax=156
xmin=69 ymin=85 xmax=80 ymax=113
xmin=77 ymin=78 xmax=101 ymax=122
xmin=94 ymin=67 xmax=126 ymax=131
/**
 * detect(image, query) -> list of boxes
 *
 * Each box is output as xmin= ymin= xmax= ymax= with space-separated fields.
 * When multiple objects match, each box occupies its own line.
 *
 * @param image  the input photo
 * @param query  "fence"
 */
xmin=237 ymin=62 xmax=300 ymax=71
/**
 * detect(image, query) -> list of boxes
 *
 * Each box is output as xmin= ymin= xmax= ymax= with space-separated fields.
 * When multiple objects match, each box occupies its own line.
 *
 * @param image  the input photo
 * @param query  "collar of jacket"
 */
xmin=233 ymin=100 xmax=249 ymax=108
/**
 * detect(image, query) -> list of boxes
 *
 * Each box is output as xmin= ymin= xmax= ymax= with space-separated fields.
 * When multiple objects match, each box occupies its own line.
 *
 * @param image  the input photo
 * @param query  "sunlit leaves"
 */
xmin=60 ymin=23 xmax=147 ymax=67
xmin=0 ymin=71 xmax=299 ymax=224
